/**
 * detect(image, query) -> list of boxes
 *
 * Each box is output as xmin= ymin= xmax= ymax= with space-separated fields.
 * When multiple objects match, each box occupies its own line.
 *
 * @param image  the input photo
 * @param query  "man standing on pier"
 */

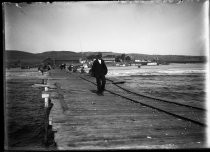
xmin=92 ymin=52 xmax=108 ymax=95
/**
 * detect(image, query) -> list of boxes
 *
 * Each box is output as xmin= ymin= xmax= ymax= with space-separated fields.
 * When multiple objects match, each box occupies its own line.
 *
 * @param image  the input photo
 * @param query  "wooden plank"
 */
xmin=32 ymin=84 xmax=56 ymax=89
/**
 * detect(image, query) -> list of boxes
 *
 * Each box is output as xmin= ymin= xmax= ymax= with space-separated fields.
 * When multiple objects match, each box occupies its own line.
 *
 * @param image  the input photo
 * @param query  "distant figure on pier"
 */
xmin=92 ymin=52 xmax=108 ymax=96
xmin=81 ymin=67 xmax=85 ymax=73
xmin=68 ymin=65 xmax=73 ymax=71
xmin=73 ymin=66 xmax=77 ymax=72
xmin=60 ymin=64 xmax=66 ymax=70
xmin=46 ymin=64 xmax=51 ymax=70
xmin=38 ymin=65 xmax=44 ymax=75
xmin=38 ymin=64 xmax=51 ymax=75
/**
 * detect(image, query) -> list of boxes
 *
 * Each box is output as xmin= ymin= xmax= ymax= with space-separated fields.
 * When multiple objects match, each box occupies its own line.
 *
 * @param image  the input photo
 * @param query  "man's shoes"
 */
xmin=97 ymin=92 xmax=102 ymax=96
xmin=97 ymin=91 xmax=104 ymax=96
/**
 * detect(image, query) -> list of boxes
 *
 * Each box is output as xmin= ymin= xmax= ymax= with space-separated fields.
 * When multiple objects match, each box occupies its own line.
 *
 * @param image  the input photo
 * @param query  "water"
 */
xmin=106 ymin=63 xmax=207 ymax=107
xmin=5 ymin=68 xmax=49 ymax=150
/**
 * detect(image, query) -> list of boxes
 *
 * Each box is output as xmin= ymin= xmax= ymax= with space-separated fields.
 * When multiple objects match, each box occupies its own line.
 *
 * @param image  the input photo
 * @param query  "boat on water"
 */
xmin=115 ymin=63 xmax=129 ymax=67
xmin=146 ymin=62 xmax=159 ymax=66
xmin=160 ymin=62 xmax=170 ymax=65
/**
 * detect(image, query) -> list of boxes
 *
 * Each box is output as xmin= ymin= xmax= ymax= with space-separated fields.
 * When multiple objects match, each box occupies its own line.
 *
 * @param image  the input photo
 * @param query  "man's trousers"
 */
xmin=96 ymin=75 xmax=106 ymax=93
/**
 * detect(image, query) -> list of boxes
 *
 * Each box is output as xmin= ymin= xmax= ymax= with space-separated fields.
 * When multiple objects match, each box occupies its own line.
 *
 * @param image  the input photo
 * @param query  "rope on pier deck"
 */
xmin=105 ymin=77 xmax=205 ymax=111
xmin=79 ymin=76 xmax=206 ymax=127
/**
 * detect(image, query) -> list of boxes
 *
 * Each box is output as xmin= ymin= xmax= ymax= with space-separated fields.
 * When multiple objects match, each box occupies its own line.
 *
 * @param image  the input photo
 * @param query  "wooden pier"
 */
xmin=45 ymin=69 xmax=205 ymax=149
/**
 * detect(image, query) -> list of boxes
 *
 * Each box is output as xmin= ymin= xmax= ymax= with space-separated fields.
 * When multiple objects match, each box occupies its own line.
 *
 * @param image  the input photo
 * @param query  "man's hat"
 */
xmin=97 ymin=52 xmax=102 ymax=57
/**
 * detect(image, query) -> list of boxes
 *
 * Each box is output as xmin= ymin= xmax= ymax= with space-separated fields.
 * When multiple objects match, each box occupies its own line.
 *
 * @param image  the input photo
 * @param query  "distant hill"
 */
xmin=5 ymin=50 xmax=82 ymax=67
xmin=36 ymin=51 xmax=82 ymax=59
xmin=6 ymin=50 xmax=38 ymax=60
xmin=5 ymin=50 xmax=41 ymax=64
xmin=5 ymin=50 xmax=206 ymax=68
xmin=81 ymin=51 xmax=122 ymax=57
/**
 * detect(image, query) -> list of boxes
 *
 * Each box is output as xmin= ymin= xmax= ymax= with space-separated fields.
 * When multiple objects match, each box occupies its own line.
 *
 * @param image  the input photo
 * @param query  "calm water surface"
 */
xmin=5 ymin=68 xmax=50 ymax=150
xmin=107 ymin=63 xmax=207 ymax=107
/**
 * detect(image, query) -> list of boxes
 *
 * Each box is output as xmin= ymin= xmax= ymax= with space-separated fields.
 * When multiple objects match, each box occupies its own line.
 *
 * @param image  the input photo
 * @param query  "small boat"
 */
xmin=147 ymin=62 xmax=158 ymax=66
xmin=120 ymin=64 xmax=126 ymax=67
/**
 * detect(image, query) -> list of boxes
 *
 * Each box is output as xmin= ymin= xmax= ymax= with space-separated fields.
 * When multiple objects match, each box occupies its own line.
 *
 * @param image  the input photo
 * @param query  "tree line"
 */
xmin=86 ymin=53 xmax=131 ymax=62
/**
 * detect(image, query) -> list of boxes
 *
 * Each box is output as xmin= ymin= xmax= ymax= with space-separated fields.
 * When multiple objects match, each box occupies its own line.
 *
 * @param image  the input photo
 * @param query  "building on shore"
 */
xmin=42 ymin=58 xmax=54 ymax=66
xmin=103 ymin=57 xmax=116 ymax=66
xmin=134 ymin=59 xmax=148 ymax=65
xmin=42 ymin=56 xmax=81 ymax=67
xmin=103 ymin=57 xmax=115 ymax=63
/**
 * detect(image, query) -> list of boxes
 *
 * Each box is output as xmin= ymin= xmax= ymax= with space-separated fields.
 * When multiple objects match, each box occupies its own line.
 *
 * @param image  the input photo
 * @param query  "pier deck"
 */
xmin=47 ymin=69 xmax=205 ymax=149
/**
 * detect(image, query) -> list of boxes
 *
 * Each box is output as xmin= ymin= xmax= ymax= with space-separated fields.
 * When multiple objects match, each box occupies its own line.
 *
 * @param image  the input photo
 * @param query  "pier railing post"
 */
xmin=42 ymin=79 xmax=45 ymax=84
xmin=45 ymin=86 xmax=49 ymax=91
xmin=42 ymin=92 xmax=49 ymax=145
xmin=42 ymin=93 xmax=49 ymax=108
xmin=41 ymin=84 xmax=54 ymax=146
xmin=38 ymin=76 xmax=55 ymax=146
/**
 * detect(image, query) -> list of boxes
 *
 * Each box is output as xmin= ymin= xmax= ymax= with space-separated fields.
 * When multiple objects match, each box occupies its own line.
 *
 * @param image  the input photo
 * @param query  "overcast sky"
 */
xmin=4 ymin=0 xmax=209 ymax=55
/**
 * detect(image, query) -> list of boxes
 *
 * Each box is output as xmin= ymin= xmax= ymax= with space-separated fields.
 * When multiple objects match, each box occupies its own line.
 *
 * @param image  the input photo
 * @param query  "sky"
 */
xmin=4 ymin=0 xmax=209 ymax=55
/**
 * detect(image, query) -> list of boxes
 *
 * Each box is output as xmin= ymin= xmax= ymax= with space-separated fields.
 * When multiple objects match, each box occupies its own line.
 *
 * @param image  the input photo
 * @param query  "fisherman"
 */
xmin=47 ymin=64 xmax=52 ymax=70
xmin=60 ymin=63 xmax=66 ymax=70
xmin=38 ymin=65 xmax=44 ymax=75
xmin=81 ymin=66 xmax=85 ymax=73
xmin=60 ymin=64 xmax=63 ymax=70
xmin=68 ymin=64 xmax=72 ymax=71
xmin=73 ymin=66 xmax=77 ymax=72
xmin=91 ymin=52 xmax=108 ymax=96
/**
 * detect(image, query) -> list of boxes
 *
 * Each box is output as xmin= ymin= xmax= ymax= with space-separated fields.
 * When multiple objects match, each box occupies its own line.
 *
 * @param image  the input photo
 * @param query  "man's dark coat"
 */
xmin=92 ymin=59 xmax=108 ymax=77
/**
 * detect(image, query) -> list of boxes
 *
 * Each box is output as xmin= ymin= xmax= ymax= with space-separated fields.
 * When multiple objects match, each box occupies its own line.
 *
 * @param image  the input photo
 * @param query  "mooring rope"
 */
xmin=105 ymin=78 xmax=205 ymax=111
xmin=79 ymin=75 xmax=206 ymax=127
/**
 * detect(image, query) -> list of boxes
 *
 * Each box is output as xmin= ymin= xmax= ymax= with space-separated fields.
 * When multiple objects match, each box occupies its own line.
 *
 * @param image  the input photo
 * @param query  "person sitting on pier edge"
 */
xmin=92 ymin=52 xmax=108 ymax=95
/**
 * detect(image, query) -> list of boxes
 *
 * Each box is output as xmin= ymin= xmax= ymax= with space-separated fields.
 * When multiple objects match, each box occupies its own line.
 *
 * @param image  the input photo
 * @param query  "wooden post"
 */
xmin=49 ymin=117 xmax=52 ymax=125
xmin=47 ymin=99 xmax=53 ymax=126
xmin=42 ymin=92 xmax=50 ymax=145
xmin=44 ymin=108 xmax=49 ymax=145
xmin=42 ymin=93 xmax=50 ymax=107
xmin=45 ymin=86 xmax=49 ymax=91
xmin=42 ymin=79 xmax=45 ymax=84
xmin=45 ymin=98 xmax=49 ymax=107
xmin=41 ymin=84 xmax=54 ymax=146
